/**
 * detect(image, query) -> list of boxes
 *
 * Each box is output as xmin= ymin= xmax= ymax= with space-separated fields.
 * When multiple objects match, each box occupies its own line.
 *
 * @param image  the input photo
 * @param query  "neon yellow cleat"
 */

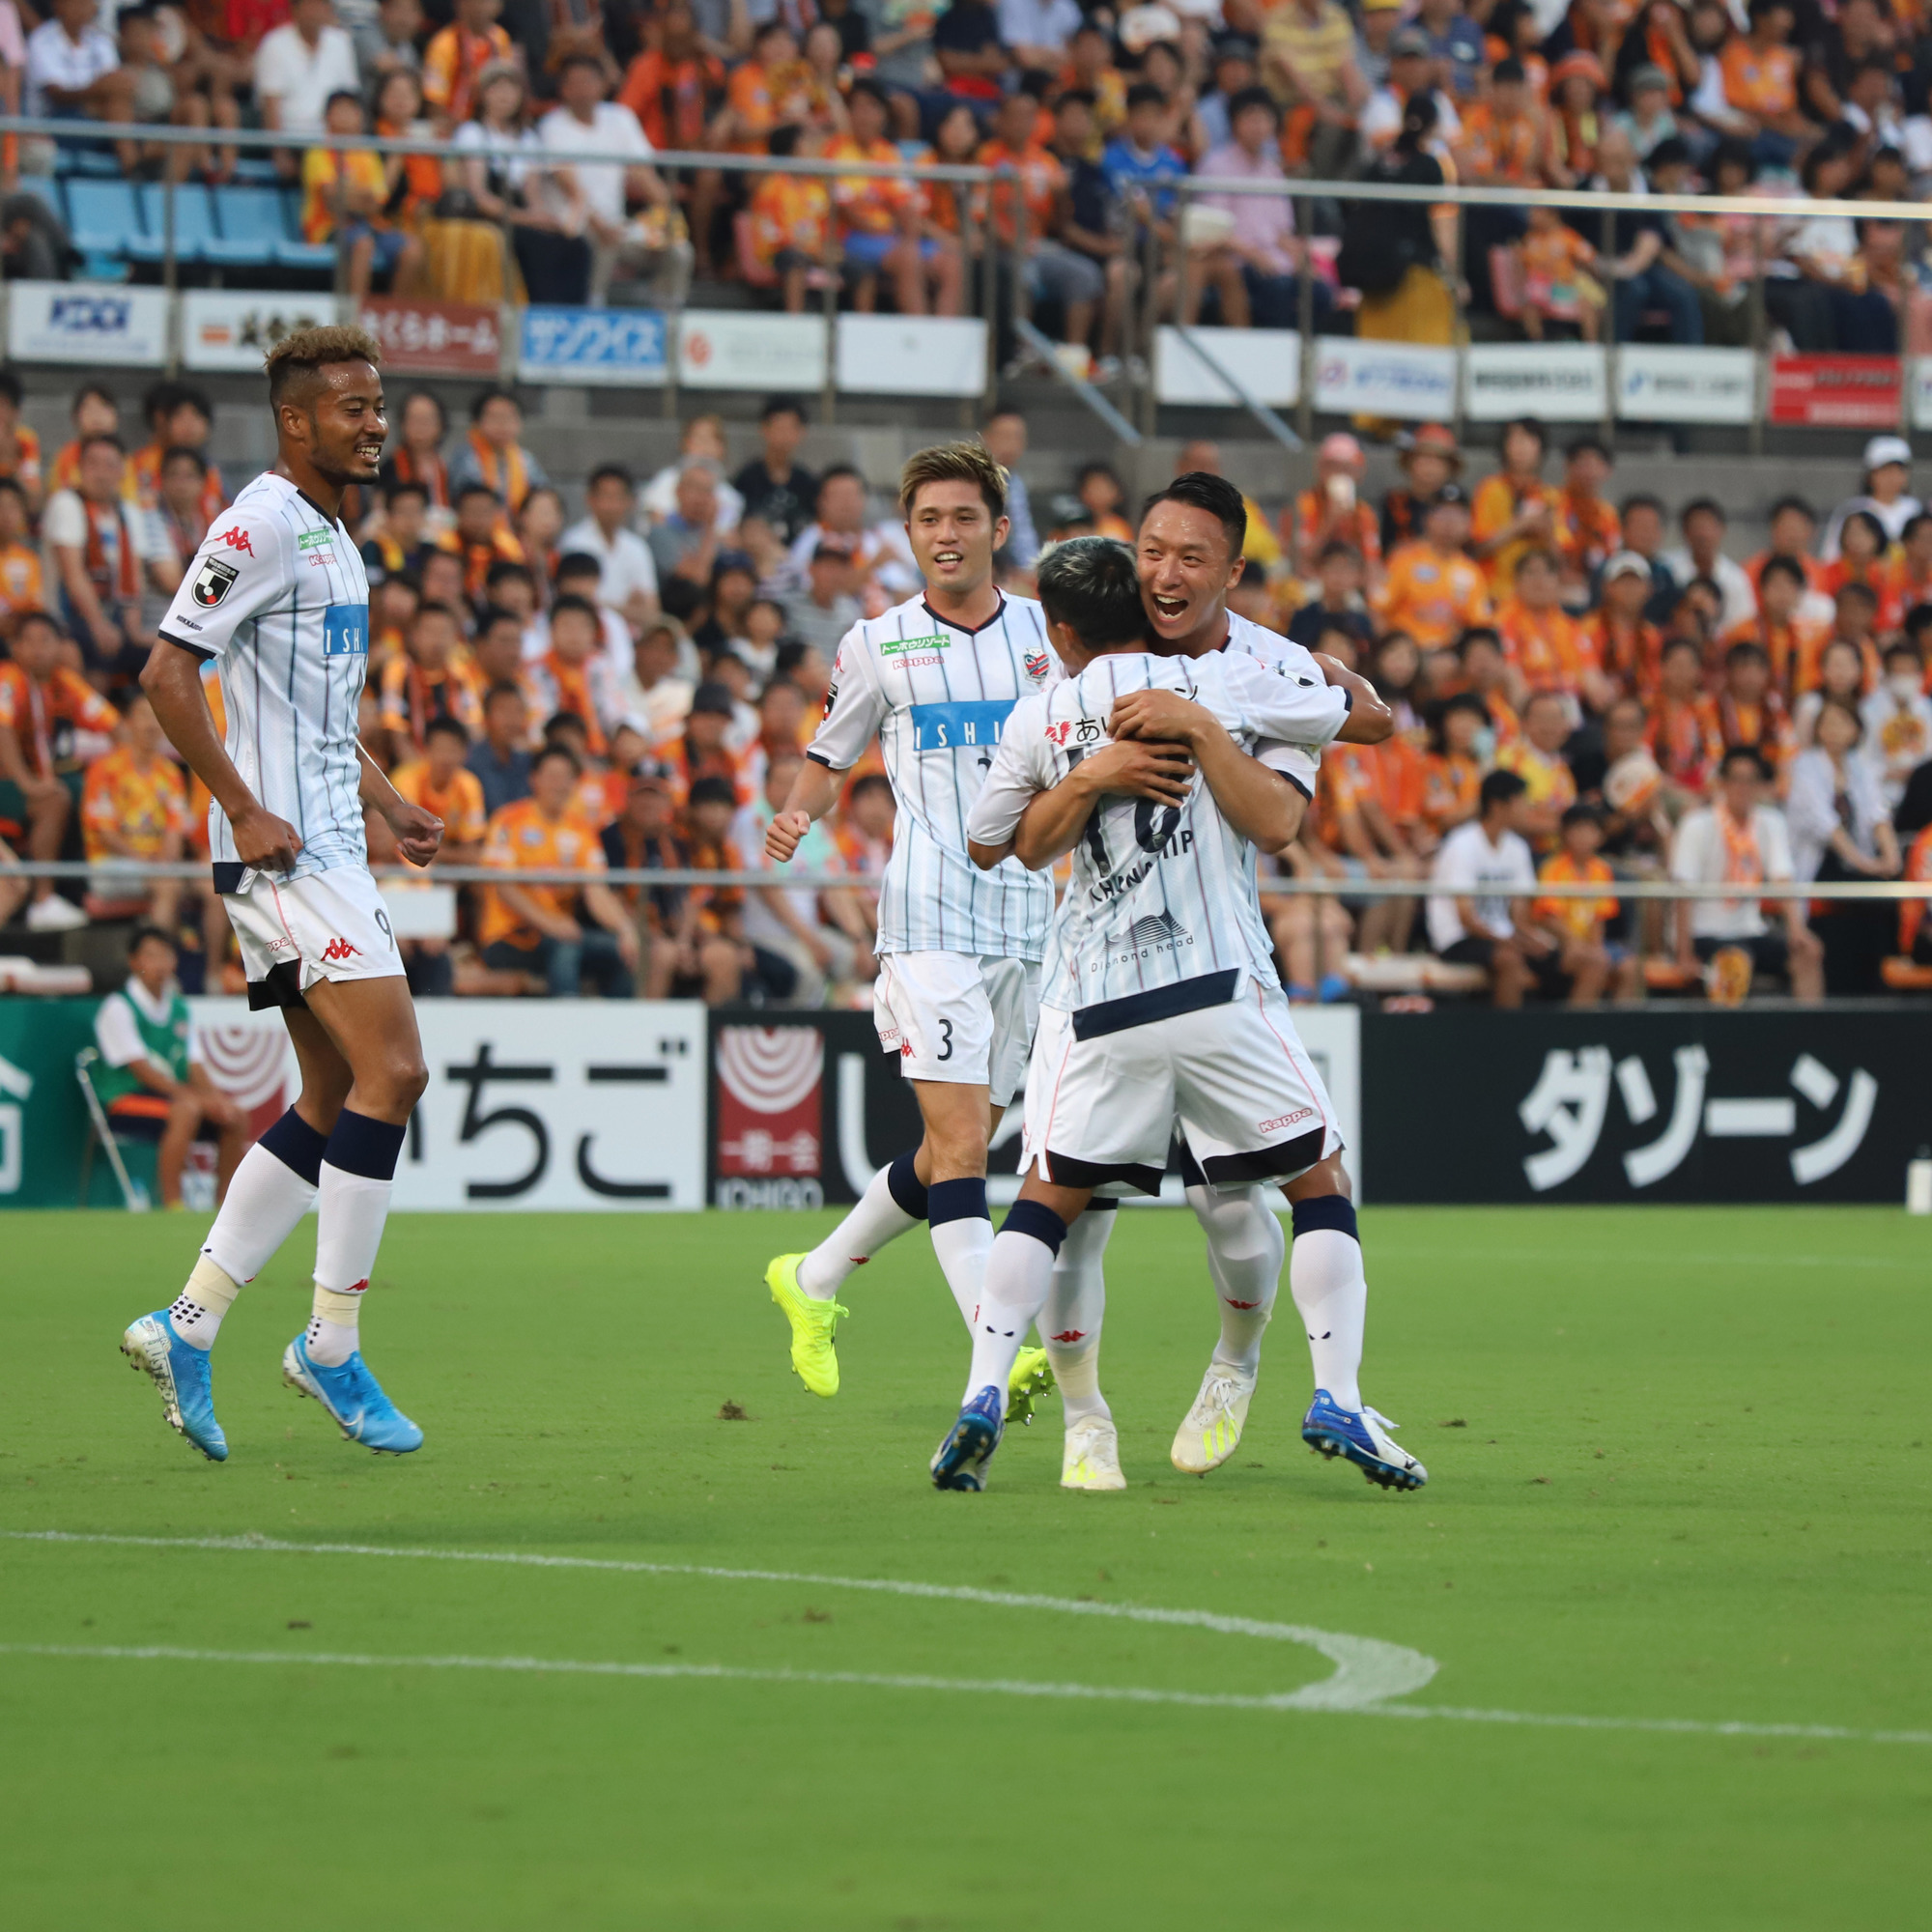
xmin=1062 ymin=1415 xmax=1126 ymax=1491
xmin=1171 ymin=1362 xmax=1256 ymax=1474
xmin=765 ymin=1254 xmax=847 ymax=1398
xmin=1006 ymin=1345 xmax=1055 ymax=1426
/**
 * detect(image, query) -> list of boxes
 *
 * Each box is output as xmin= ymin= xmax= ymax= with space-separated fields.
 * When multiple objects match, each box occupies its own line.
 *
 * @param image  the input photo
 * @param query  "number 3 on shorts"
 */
xmin=936 ymin=1016 xmax=952 ymax=1062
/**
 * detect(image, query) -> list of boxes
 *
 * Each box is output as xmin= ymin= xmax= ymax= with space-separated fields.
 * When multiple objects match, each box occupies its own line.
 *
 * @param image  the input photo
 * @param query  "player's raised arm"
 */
xmin=141 ymin=640 xmax=301 ymax=873
xmin=1311 ymin=652 xmax=1394 ymax=744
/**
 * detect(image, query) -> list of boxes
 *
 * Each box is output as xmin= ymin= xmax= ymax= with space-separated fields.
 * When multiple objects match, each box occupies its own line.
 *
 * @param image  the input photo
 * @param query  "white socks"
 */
xmin=963 ymin=1202 xmax=1065 ymax=1401
xmin=1186 ymin=1182 xmax=1284 ymax=1377
xmin=308 ymin=1111 xmax=407 ymax=1369
xmin=798 ymin=1151 xmax=924 ymax=1299
xmin=1289 ymin=1200 xmax=1367 ymax=1412
xmin=167 ymin=1255 xmax=242 ymax=1351
xmin=1042 ymin=1203 xmax=1115 ymax=1425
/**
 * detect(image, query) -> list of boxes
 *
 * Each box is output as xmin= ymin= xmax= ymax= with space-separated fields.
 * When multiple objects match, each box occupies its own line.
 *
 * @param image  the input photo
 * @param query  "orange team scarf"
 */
xmin=543 ymin=652 xmax=606 ymax=756
xmin=392 ymin=446 xmax=451 ymax=509
xmin=467 ymin=431 xmax=530 ymax=515
xmin=0 ymin=424 xmax=40 ymax=482
xmin=83 ymin=500 xmax=142 ymax=601
xmin=1718 ymin=800 xmax=1763 ymax=889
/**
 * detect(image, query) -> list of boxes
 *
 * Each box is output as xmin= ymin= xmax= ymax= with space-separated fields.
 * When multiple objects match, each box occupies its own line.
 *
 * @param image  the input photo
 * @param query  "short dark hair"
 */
xmin=1317 ymin=539 xmax=1363 ymax=569
xmin=1836 ymin=579 xmax=1880 ymax=609
xmin=456 ymin=482 xmax=500 ymax=508
xmin=1768 ymin=494 xmax=1816 ymax=524
xmin=413 ymin=598 xmax=462 ymax=629
xmin=1141 ymin=471 xmax=1246 ymax=556
xmin=849 ymin=75 xmax=891 ymax=112
xmin=688 ymin=775 xmax=738 ymax=810
xmin=1125 ymin=80 xmax=1168 ymax=111
xmin=0 ymin=371 xmax=21 ymax=408
xmin=1619 ymin=491 xmax=1664 ymax=522
xmin=1662 ymin=635 xmax=1703 ymax=664
xmin=533 ymin=742 xmax=582 ymax=777
xmin=1457 ymin=625 xmax=1502 ymax=656
xmin=1226 ymin=84 xmax=1277 ymax=123
xmin=160 ymin=444 xmax=207 ymax=476
xmin=1681 ymin=496 xmax=1726 ymax=526
xmin=483 ymin=679 xmax=526 ymax=709
xmin=127 ymin=923 xmax=175 ymax=958
xmin=1481 ymin=769 xmax=1528 ymax=811
xmin=1720 ymin=745 xmax=1772 ymax=781
xmin=587 ymin=463 xmax=634 ymax=494
xmin=549 ymin=592 xmax=600 ymax=629
xmin=1037 ymin=536 xmax=1146 ymax=649
xmin=1724 ymin=640 xmax=1770 ymax=669
xmin=1565 ymin=435 xmax=1610 ymax=464
xmin=385 ymin=479 xmax=430 ymax=508
xmin=1559 ymin=801 xmax=1602 ymax=831
xmin=485 ymin=559 xmax=533 ymax=591
xmin=477 ymin=603 xmax=523 ymax=634
xmin=12 ymin=608 xmax=61 ymax=643
xmin=424 ymin=714 xmax=470 ymax=747
xmin=1759 ymin=554 xmax=1807 ymax=591
xmin=555 ymin=551 xmax=603 ymax=582
xmin=761 ymin=395 xmax=808 ymax=422
xmin=469 ymin=385 xmax=518 ymax=420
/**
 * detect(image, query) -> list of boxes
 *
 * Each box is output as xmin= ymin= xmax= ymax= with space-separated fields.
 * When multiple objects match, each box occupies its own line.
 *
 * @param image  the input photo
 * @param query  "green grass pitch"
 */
xmin=2 ymin=1204 xmax=1927 ymax=1929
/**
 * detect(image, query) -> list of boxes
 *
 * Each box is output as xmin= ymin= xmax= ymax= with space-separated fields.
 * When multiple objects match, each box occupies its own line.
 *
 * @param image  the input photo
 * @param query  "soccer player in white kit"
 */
xmin=759 ymin=442 xmax=1146 ymax=1408
xmin=120 ymin=327 xmax=441 ymax=1462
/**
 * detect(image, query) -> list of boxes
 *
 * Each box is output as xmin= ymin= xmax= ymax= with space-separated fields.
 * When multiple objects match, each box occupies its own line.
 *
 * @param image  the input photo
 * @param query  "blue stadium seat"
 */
xmin=229 ymin=156 xmax=280 ymax=185
xmin=128 ymin=183 xmax=216 ymax=265
xmin=204 ymin=185 xmax=286 ymax=268
xmin=58 ymin=147 xmax=122 ymax=178
xmin=14 ymin=177 xmax=64 ymax=226
xmin=63 ymin=179 xmax=141 ymax=258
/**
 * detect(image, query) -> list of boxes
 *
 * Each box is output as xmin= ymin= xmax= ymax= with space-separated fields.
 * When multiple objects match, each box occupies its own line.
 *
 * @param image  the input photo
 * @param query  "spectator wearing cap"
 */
xmin=1376 ymin=482 xmax=1492 ymax=651
xmin=1353 ymin=0 xmax=1406 ymax=91
xmin=561 ymin=465 xmax=662 ymax=636
xmin=1589 ymin=551 xmax=1666 ymax=704
xmin=787 ymin=543 xmax=864 ymax=657
xmin=1825 ymin=436 xmax=1922 ymax=558
xmin=1197 ymin=35 xmax=1260 ymax=153
xmin=1616 ymin=62 xmax=1681 ymax=158
xmin=1362 ymin=26 xmax=1462 ymax=153
xmin=1380 ymin=425 xmax=1461 ymax=557
xmin=1260 ymin=0 xmax=1367 ymax=178
xmin=1195 ymin=89 xmax=1337 ymax=335
xmin=1291 ymin=433 xmax=1380 ymax=581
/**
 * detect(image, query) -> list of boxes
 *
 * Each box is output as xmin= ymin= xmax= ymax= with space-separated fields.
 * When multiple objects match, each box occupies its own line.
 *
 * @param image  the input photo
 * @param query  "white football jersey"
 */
xmin=968 ymin=650 xmax=1349 ymax=1016
xmin=158 ymin=471 xmax=371 ymax=884
xmin=808 ymin=590 xmax=1057 ymax=960
xmin=1212 ymin=610 xmax=1334 ymax=792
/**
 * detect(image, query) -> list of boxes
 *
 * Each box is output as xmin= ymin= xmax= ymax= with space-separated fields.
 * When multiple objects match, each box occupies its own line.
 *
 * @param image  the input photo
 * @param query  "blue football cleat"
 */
xmin=1302 ymin=1389 xmax=1427 ymax=1492
xmin=930 ymin=1385 xmax=1006 ymax=1492
xmin=121 ymin=1310 xmax=228 ymax=1463
xmin=282 ymin=1334 xmax=424 ymax=1454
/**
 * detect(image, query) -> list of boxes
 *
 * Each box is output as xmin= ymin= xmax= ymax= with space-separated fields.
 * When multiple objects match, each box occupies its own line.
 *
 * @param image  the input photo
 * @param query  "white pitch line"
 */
xmin=7 ymin=1530 xmax=1926 ymax=1747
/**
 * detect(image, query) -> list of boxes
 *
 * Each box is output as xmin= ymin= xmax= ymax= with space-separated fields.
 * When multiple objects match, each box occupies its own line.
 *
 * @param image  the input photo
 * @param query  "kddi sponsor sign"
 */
xmin=1362 ymin=1009 xmax=1917 ymax=1202
xmin=193 ymin=999 xmax=706 ymax=1209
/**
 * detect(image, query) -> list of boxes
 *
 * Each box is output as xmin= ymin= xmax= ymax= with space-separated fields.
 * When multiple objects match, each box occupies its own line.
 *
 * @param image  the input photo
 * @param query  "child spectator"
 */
xmin=1516 ymin=201 xmax=1604 ymax=341
xmin=1530 ymin=803 xmax=1635 ymax=1004
xmin=619 ymin=622 xmax=696 ymax=752
xmin=80 ymin=693 xmax=185 ymax=927
xmin=390 ymin=714 xmax=489 ymax=866
xmin=303 ymin=90 xmax=422 ymax=298
xmin=1494 ymin=688 xmax=1579 ymax=849
xmin=0 ymin=479 xmax=45 ymax=626
xmin=750 ymin=123 xmax=835 ymax=314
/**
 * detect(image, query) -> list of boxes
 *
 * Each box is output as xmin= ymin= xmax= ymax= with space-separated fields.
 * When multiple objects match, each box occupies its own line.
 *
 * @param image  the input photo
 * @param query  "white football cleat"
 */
xmin=1171 ymin=1362 xmax=1256 ymax=1474
xmin=1061 ymin=1414 xmax=1125 ymax=1491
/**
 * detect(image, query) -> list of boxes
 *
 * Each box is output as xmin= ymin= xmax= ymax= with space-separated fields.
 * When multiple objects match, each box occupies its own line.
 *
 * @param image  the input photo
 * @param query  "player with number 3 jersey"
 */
xmin=121 ymin=326 xmax=442 ymax=1465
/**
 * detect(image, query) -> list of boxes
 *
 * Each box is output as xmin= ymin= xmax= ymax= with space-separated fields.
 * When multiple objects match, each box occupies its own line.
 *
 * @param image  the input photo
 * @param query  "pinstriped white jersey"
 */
xmin=808 ymin=590 xmax=1057 ymax=960
xmin=968 ymin=650 xmax=1350 ymax=1013
xmin=1215 ymin=611 xmax=1334 ymax=792
xmin=158 ymin=471 xmax=371 ymax=884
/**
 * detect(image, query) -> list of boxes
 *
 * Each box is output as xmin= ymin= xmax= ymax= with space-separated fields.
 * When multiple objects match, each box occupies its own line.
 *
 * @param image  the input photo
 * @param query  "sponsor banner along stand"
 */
xmin=677 ymin=309 xmax=827 ymax=391
xmin=1768 ymin=354 xmax=1901 ymax=427
xmin=837 ymin=314 xmax=986 ymax=396
xmin=7 ymin=282 xmax=170 ymax=367
xmin=1312 ymin=338 xmax=1456 ymax=421
xmin=182 ymin=291 xmax=340 ymax=373
xmin=516 ymin=306 xmax=668 ymax=385
xmin=1361 ymin=1007 xmax=1918 ymax=1203
xmin=1152 ymin=325 xmax=1300 ymax=408
xmin=1614 ymin=344 xmax=1755 ymax=425
xmin=1463 ymin=341 xmax=1605 ymax=422
xmin=356 ymin=298 xmax=503 ymax=377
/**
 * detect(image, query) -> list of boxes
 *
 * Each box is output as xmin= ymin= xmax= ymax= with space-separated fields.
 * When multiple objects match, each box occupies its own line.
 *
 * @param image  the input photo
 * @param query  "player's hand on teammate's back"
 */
xmin=384 ymin=798 xmax=446 ymax=868
xmin=1311 ymin=653 xmax=1394 ymax=744
xmin=228 ymin=803 xmax=303 ymax=871
xmin=765 ymin=810 xmax=811 ymax=864
xmin=1076 ymin=739 xmax=1196 ymax=807
xmin=1109 ymin=688 xmax=1213 ymax=750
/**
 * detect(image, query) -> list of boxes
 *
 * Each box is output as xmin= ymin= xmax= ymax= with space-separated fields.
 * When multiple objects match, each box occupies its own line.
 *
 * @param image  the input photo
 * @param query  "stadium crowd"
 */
xmin=10 ymin=0 xmax=1932 ymax=360
xmin=4 ymin=370 xmax=1932 ymax=1004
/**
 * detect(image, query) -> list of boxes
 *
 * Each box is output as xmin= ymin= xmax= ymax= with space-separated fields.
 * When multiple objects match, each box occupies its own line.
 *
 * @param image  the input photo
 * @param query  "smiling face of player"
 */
xmin=906 ymin=477 xmax=1008 ymax=614
xmin=283 ymin=358 xmax=387 ymax=500
xmin=1136 ymin=499 xmax=1243 ymax=656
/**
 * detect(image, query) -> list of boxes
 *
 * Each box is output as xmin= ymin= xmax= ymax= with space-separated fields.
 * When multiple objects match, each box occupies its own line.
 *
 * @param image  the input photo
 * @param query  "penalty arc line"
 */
xmin=7 ymin=1531 xmax=1927 ymax=1747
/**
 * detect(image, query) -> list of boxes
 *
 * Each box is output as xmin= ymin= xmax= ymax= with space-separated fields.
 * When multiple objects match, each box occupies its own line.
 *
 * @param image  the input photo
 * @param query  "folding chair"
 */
xmin=74 ymin=1047 xmax=150 ymax=1211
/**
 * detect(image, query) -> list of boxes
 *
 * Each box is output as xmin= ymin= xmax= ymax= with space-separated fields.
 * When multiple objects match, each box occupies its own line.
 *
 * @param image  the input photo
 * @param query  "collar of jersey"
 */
xmin=921 ymin=590 xmax=1006 ymax=637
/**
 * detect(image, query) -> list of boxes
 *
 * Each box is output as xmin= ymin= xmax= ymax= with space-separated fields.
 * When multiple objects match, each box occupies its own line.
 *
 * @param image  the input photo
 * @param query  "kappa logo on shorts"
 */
xmin=191 ymin=555 xmax=241 ymax=608
xmin=1259 ymin=1107 xmax=1314 ymax=1134
xmin=320 ymin=937 xmax=360 ymax=962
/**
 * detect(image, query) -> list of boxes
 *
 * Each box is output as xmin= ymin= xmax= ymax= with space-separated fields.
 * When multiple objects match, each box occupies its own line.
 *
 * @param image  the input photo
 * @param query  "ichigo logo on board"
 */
xmin=320 ymin=937 xmax=360 ymax=962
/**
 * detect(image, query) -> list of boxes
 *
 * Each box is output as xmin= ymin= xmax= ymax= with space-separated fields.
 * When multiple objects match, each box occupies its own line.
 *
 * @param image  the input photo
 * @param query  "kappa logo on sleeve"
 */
xmin=191 ymin=555 xmax=241 ymax=608
xmin=216 ymin=526 xmax=255 ymax=556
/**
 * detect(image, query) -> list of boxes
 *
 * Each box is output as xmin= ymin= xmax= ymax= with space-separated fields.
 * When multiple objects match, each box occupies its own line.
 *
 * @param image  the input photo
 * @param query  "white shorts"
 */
xmin=218 ymin=862 xmax=405 ymax=1012
xmin=1022 ymin=977 xmax=1341 ymax=1195
xmin=873 ymin=950 xmax=1040 ymax=1108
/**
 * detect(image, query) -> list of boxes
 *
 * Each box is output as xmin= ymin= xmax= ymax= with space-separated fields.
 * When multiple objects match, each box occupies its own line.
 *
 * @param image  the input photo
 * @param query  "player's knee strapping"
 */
xmin=885 ymin=1149 xmax=930 ymax=1222
xmin=1291 ymin=1193 xmax=1358 ymax=1243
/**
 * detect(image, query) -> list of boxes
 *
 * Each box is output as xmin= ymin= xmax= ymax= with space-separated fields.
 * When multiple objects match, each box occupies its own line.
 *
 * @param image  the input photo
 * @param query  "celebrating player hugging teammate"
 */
xmin=121 ymin=326 xmax=442 ymax=1463
xmin=937 ymin=523 xmax=1427 ymax=1496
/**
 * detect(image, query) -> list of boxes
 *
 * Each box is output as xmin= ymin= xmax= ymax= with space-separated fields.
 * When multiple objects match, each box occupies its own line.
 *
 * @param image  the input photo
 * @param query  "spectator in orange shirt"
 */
xmin=1723 ymin=554 xmax=1822 ymax=697
xmin=1377 ymin=484 xmax=1492 ymax=649
xmin=421 ymin=0 xmax=514 ymax=129
xmin=618 ymin=2 xmax=725 ymax=151
xmin=1590 ymin=549 xmax=1665 ymax=702
xmin=0 ymin=371 xmax=43 ymax=514
xmin=1494 ymin=688 xmax=1578 ymax=849
xmin=1888 ymin=512 xmax=1932 ymax=623
xmin=830 ymin=79 xmax=956 ymax=315
xmin=668 ymin=681 xmax=745 ymax=806
xmin=1745 ymin=494 xmax=1827 ymax=604
xmin=1529 ymin=803 xmax=1634 ymax=1003
xmin=1714 ymin=639 xmax=1798 ymax=787
xmin=1316 ymin=645 xmax=1426 ymax=954
xmin=527 ymin=595 xmax=619 ymax=758
xmin=750 ymin=124 xmax=834 ymax=313
xmin=1516 ymin=201 xmax=1604 ymax=340
xmin=448 ymin=482 xmax=527 ymax=609
xmin=381 ymin=600 xmax=482 ymax=759
xmin=0 ymin=479 xmax=45 ymax=628
xmin=1646 ymin=636 xmax=1724 ymax=805
xmin=1420 ymin=692 xmax=1488 ymax=847
xmin=1554 ymin=436 xmax=1621 ymax=589
xmin=1471 ymin=417 xmax=1559 ymax=588
xmin=1497 ymin=548 xmax=1612 ymax=713
xmin=80 ymin=694 xmax=186 ymax=927
xmin=129 ymin=384 xmax=225 ymax=523
xmin=1793 ymin=582 xmax=1885 ymax=698
xmin=1291 ymin=433 xmax=1382 ymax=581
xmin=1818 ymin=509 xmax=1900 ymax=633
xmin=713 ymin=16 xmax=813 ymax=154
xmin=1455 ymin=56 xmax=1548 ymax=186
xmin=391 ymin=714 xmax=489 ymax=865
xmin=0 ymin=609 xmax=117 ymax=930
xmin=480 ymin=745 xmax=639 ymax=997
xmin=1719 ymin=0 xmax=1810 ymax=168
xmin=47 ymin=384 xmax=124 ymax=501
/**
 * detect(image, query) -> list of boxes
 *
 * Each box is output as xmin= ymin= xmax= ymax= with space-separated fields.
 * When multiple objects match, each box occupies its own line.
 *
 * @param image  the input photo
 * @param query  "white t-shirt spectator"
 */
xmin=537 ymin=99 xmax=653 ymax=229
xmin=641 ymin=463 xmax=744 ymax=532
xmin=1660 ymin=543 xmax=1756 ymax=633
xmin=44 ymin=488 xmax=174 ymax=571
xmin=1861 ymin=680 xmax=1932 ymax=808
xmin=1823 ymin=490 xmax=1925 ymax=559
xmin=1670 ymin=802 xmax=1796 ymax=941
xmin=1427 ymin=817 xmax=1537 ymax=953
xmin=559 ymin=516 xmax=661 ymax=613
xmin=95 ymin=977 xmax=200 ymax=1075
xmin=24 ymin=15 xmax=119 ymax=117
xmin=998 ymin=0 xmax=1082 ymax=55
xmin=254 ymin=21 xmax=360 ymax=134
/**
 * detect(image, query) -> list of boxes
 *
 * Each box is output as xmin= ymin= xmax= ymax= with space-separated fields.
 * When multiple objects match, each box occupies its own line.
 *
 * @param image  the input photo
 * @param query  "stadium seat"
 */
xmin=14 ymin=176 xmax=63 ymax=226
xmin=202 ymin=185 xmax=285 ymax=268
xmin=229 ymin=156 xmax=280 ymax=185
xmin=127 ymin=183 xmax=217 ymax=266
xmin=54 ymin=146 xmax=121 ymax=179
xmin=63 ymin=179 xmax=141 ymax=259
